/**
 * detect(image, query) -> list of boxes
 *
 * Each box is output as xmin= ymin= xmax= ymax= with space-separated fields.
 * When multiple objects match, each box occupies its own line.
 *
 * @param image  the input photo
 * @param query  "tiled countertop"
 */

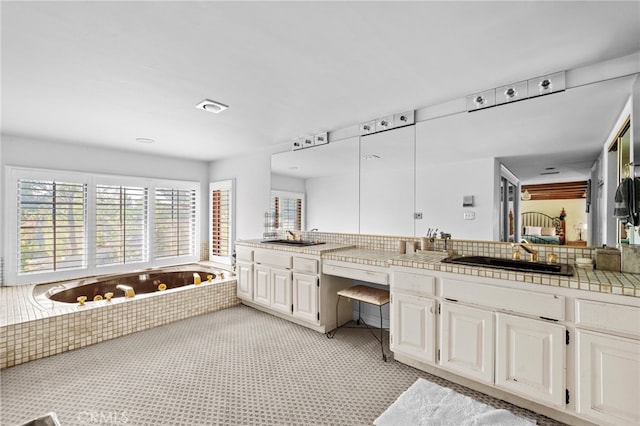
xmin=241 ymin=243 xmax=640 ymax=298
xmin=236 ymin=239 xmax=355 ymax=255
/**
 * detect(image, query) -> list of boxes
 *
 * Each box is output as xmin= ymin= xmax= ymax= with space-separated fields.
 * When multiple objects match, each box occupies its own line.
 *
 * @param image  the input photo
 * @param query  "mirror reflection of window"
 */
xmin=270 ymin=191 xmax=304 ymax=232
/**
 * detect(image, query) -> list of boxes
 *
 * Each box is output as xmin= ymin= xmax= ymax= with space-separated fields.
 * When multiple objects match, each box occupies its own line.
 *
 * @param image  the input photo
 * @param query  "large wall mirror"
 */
xmin=271 ymin=74 xmax=638 ymax=244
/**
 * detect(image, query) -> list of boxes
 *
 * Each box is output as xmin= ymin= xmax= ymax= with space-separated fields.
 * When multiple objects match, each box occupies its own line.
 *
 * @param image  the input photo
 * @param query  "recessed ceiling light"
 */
xmin=196 ymin=99 xmax=228 ymax=114
xmin=136 ymin=138 xmax=155 ymax=144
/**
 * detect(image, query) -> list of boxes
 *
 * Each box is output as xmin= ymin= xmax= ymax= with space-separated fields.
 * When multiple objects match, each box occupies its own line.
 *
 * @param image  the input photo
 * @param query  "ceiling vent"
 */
xmin=196 ymin=99 xmax=229 ymax=114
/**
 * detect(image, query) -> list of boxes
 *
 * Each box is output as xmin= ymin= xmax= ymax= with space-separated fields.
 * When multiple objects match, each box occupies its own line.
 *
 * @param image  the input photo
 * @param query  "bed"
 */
xmin=521 ymin=210 xmax=566 ymax=245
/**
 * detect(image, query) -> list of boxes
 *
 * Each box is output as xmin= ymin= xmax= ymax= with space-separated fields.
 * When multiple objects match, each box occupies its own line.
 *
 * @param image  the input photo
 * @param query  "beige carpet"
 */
xmin=1 ymin=305 xmax=564 ymax=425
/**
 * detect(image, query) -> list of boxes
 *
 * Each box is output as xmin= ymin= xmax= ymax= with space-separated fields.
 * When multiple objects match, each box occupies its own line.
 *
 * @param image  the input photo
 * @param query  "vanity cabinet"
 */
xmin=496 ymin=312 xmax=566 ymax=407
xmin=293 ymin=272 xmax=319 ymax=324
xmin=236 ymin=246 xmax=254 ymax=301
xmin=575 ymin=299 xmax=640 ymax=425
xmin=440 ymin=301 xmax=494 ymax=384
xmin=391 ymin=292 xmax=436 ymax=363
xmin=390 ymin=269 xmax=437 ymax=363
xmin=236 ymin=244 xmax=352 ymax=333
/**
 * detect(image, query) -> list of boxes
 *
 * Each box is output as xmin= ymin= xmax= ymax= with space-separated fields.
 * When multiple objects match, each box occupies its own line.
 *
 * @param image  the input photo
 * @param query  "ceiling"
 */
xmin=521 ymin=181 xmax=589 ymax=201
xmin=1 ymin=1 xmax=639 ymax=172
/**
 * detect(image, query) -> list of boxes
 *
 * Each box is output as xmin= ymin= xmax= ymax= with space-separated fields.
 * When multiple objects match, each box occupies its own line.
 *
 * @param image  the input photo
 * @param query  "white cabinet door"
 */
xmin=270 ymin=268 xmax=292 ymax=314
xmin=391 ymin=291 xmax=436 ymax=363
xmin=440 ymin=302 xmax=494 ymax=383
xmin=292 ymin=273 xmax=318 ymax=324
xmin=253 ymin=264 xmax=271 ymax=308
xmin=577 ymin=330 xmax=640 ymax=425
xmin=496 ymin=313 xmax=566 ymax=407
xmin=236 ymin=262 xmax=253 ymax=300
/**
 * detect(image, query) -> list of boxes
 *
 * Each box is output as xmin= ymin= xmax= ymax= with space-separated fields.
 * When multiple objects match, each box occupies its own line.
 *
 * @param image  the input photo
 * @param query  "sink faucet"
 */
xmin=516 ymin=243 xmax=538 ymax=262
xmin=286 ymin=230 xmax=298 ymax=240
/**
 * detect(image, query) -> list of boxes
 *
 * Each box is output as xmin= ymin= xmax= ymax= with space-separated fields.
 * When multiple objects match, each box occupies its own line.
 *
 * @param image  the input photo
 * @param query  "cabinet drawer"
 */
xmin=236 ymin=246 xmax=253 ymax=262
xmin=441 ymin=278 xmax=564 ymax=321
xmin=392 ymin=271 xmax=435 ymax=297
xmin=322 ymin=261 xmax=388 ymax=285
xmin=254 ymin=250 xmax=292 ymax=269
xmin=576 ymin=299 xmax=640 ymax=338
xmin=293 ymin=257 xmax=318 ymax=274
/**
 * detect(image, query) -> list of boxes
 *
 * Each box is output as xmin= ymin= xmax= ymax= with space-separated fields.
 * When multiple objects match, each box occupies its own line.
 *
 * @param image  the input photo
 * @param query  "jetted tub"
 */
xmin=41 ymin=265 xmax=233 ymax=304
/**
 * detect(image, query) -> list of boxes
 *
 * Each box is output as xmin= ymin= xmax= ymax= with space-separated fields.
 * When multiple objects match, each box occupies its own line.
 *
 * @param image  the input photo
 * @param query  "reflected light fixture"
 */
xmin=521 ymin=189 xmax=532 ymax=201
xmin=196 ymin=99 xmax=229 ymax=113
xmin=362 ymin=154 xmax=380 ymax=160
xmin=136 ymin=137 xmax=155 ymax=144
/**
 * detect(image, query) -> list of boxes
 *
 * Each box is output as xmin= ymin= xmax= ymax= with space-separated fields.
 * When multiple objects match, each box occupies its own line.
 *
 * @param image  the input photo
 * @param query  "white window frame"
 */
xmin=4 ymin=166 xmax=200 ymax=285
xmin=209 ymin=180 xmax=235 ymax=265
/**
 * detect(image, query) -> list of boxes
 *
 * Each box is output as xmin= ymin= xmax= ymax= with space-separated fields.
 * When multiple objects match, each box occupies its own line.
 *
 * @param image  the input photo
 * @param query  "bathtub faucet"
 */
xmin=116 ymin=284 xmax=135 ymax=298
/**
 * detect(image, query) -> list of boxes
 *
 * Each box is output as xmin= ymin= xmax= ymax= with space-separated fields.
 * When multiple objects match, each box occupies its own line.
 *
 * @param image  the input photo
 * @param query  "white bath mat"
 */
xmin=374 ymin=378 xmax=536 ymax=426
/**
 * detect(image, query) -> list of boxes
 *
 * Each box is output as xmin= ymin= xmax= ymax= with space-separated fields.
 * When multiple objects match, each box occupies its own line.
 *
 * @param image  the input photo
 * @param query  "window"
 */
xmin=95 ymin=185 xmax=148 ymax=266
xmin=210 ymin=180 xmax=234 ymax=263
xmin=5 ymin=167 xmax=200 ymax=285
xmin=17 ymin=179 xmax=87 ymax=274
xmin=154 ymin=187 xmax=197 ymax=260
xmin=270 ymin=191 xmax=304 ymax=231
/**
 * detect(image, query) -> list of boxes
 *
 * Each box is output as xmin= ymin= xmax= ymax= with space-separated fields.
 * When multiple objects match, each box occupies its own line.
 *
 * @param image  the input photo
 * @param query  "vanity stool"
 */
xmin=326 ymin=284 xmax=390 ymax=361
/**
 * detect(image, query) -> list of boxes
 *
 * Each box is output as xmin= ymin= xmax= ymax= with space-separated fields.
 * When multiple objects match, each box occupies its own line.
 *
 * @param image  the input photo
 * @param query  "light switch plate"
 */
xmin=414 ymin=212 xmax=423 ymax=220
xmin=463 ymin=211 xmax=476 ymax=220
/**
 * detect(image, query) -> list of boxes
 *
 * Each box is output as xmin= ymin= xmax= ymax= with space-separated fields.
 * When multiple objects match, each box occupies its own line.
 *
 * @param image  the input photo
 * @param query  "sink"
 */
xmin=442 ymin=255 xmax=573 ymax=276
xmin=261 ymin=239 xmax=326 ymax=247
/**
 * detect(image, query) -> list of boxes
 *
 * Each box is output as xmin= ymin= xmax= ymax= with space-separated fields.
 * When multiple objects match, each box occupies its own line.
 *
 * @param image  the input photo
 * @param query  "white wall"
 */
xmin=416 ymin=157 xmax=497 ymax=241
xmin=209 ymin=151 xmax=272 ymax=241
xmin=306 ymin=172 xmax=359 ymax=233
xmin=0 ymin=134 xmax=210 ymax=245
xmin=271 ymin=173 xmax=305 ymax=193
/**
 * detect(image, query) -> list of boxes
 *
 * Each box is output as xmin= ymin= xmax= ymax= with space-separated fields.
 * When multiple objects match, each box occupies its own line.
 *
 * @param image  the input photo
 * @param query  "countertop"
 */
xmin=238 ymin=241 xmax=640 ymax=298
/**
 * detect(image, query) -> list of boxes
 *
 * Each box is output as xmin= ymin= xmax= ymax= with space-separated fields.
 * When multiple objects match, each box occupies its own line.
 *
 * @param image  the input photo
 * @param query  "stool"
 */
xmin=326 ymin=285 xmax=390 ymax=361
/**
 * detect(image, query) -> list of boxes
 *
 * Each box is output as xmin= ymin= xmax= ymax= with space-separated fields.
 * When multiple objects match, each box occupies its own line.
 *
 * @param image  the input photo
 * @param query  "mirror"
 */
xmin=271 ymin=137 xmax=360 ymax=233
xmin=271 ymin=75 xmax=637 ymax=243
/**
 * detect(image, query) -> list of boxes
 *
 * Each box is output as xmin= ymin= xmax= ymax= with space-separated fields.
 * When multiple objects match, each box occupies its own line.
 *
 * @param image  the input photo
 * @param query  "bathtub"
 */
xmin=43 ymin=266 xmax=231 ymax=304
xmin=2 ymin=264 xmax=240 ymax=369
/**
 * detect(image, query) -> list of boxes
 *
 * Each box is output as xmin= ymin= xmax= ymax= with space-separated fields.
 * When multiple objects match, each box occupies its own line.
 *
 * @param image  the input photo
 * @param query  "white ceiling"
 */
xmin=1 ymin=1 xmax=639 ymax=169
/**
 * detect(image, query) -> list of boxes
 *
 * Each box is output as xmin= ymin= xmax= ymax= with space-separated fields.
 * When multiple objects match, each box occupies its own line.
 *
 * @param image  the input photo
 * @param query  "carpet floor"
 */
xmin=1 ymin=305 xmax=565 ymax=425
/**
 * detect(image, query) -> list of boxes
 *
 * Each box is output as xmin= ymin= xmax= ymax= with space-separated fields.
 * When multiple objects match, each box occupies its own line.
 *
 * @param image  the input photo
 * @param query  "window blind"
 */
xmin=270 ymin=192 xmax=303 ymax=231
xmin=211 ymin=188 xmax=230 ymax=256
xmin=154 ymin=187 xmax=197 ymax=259
xmin=96 ymin=185 xmax=148 ymax=266
xmin=17 ymin=179 xmax=86 ymax=274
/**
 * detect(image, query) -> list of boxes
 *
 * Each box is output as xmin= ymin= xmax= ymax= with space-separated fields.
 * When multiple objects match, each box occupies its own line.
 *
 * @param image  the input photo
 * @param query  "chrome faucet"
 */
xmin=515 ymin=243 xmax=538 ymax=262
xmin=116 ymin=284 xmax=135 ymax=298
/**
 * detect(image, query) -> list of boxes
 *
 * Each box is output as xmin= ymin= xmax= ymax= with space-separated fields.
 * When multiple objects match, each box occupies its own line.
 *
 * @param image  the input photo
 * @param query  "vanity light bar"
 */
xmin=291 ymin=132 xmax=328 ymax=151
xmin=467 ymin=71 xmax=566 ymax=112
xmin=359 ymin=110 xmax=415 ymax=136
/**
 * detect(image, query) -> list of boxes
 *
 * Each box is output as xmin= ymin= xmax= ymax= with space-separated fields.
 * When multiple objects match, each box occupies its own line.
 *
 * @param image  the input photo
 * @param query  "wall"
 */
xmin=0 ymin=134 xmax=210 ymax=277
xmin=415 ymin=157 xmax=498 ymax=241
xmin=209 ymin=150 xmax=272 ymax=241
xmin=521 ymin=198 xmax=588 ymax=242
xmin=271 ymin=173 xmax=305 ymax=194
xmin=306 ymin=172 xmax=359 ymax=233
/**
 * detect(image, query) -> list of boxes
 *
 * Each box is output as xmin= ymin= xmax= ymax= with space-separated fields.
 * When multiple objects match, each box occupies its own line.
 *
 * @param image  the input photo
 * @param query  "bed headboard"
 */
xmin=521 ymin=211 xmax=566 ymax=244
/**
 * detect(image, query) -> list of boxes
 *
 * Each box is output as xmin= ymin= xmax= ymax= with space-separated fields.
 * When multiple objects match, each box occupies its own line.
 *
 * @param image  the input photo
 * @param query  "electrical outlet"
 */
xmin=414 ymin=212 xmax=423 ymax=220
xmin=463 ymin=212 xmax=476 ymax=220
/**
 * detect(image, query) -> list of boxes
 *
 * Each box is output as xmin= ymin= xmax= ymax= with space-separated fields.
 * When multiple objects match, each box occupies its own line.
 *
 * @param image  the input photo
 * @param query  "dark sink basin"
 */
xmin=442 ymin=255 xmax=573 ymax=276
xmin=261 ymin=239 xmax=326 ymax=247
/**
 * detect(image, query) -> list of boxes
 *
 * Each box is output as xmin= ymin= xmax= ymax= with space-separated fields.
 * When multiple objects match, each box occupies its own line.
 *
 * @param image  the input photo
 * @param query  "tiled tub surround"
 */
xmin=248 ymin=232 xmax=640 ymax=297
xmin=0 ymin=263 xmax=239 ymax=369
